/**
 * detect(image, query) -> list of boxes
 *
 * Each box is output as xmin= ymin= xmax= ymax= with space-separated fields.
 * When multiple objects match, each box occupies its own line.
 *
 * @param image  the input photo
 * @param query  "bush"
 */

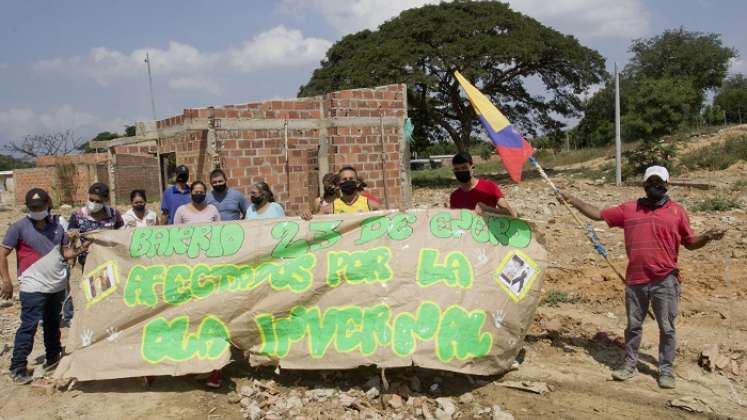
xmin=691 ymin=195 xmax=743 ymax=212
xmin=623 ymin=140 xmax=677 ymax=179
xmin=733 ymin=177 xmax=747 ymax=191
xmin=542 ymin=290 xmax=585 ymax=307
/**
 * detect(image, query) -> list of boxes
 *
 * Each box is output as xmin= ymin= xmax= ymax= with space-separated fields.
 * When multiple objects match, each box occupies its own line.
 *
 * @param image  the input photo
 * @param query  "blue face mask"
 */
xmin=28 ymin=210 xmax=49 ymax=221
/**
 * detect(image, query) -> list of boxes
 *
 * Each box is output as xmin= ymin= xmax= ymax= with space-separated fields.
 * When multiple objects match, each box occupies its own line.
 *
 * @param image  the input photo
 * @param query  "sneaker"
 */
xmin=658 ymin=374 xmax=676 ymax=389
xmin=42 ymin=355 xmax=61 ymax=373
xmin=206 ymin=370 xmax=222 ymax=388
xmin=9 ymin=367 xmax=33 ymax=385
xmin=611 ymin=366 xmax=637 ymax=381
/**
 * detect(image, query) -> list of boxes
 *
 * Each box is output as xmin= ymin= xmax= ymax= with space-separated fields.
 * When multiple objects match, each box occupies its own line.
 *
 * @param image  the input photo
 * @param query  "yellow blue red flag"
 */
xmin=454 ymin=71 xmax=533 ymax=182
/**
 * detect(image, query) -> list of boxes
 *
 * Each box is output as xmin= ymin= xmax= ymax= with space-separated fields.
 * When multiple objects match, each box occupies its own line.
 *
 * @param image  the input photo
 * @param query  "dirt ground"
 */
xmin=1 ymin=133 xmax=745 ymax=419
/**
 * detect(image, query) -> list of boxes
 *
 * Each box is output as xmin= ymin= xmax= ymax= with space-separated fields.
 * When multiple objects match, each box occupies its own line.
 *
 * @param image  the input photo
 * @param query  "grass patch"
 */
xmin=533 ymin=145 xmax=615 ymax=168
xmin=733 ymin=177 xmax=747 ymax=191
xmin=690 ymin=195 xmax=743 ymax=212
xmin=542 ymin=290 xmax=586 ymax=307
xmin=680 ymin=136 xmax=747 ymax=171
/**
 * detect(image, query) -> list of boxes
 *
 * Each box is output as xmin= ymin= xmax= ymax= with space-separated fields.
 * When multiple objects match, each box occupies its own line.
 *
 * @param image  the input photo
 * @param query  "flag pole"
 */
xmin=528 ymin=156 xmax=626 ymax=283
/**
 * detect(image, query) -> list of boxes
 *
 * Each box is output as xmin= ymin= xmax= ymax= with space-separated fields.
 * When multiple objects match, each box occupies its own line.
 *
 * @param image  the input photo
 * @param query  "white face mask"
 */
xmin=87 ymin=201 xmax=104 ymax=213
xmin=28 ymin=210 xmax=49 ymax=221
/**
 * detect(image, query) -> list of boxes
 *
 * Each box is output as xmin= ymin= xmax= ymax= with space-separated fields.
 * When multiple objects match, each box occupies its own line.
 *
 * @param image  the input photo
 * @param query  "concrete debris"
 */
xmin=285 ymin=395 xmax=303 ymax=410
xmin=436 ymin=397 xmax=456 ymax=417
xmin=243 ymin=402 xmax=262 ymax=420
xmin=458 ymin=392 xmax=475 ymax=404
xmin=668 ymin=396 xmax=712 ymax=413
xmin=365 ymin=386 xmax=380 ymax=400
xmin=239 ymin=385 xmax=256 ymax=397
xmin=306 ymin=388 xmax=335 ymax=401
xmin=492 ymin=405 xmax=515 ymax=420
xmin=227 ymin=392 xmax=241 ymax=404
xmin=385 ymin=394 xmax=404 ymax=409
xmin=498 ymin=381 xmax=551 ymax=395
xmin=339 ymin=393 xmax=357 ymax=407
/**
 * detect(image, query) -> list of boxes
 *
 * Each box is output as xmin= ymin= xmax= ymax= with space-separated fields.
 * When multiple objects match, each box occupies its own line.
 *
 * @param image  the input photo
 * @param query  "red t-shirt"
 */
xmin=601 ymin=199 xmax=695 ymax=285
xmin=449 ymin=179 xmax=504 ymax=210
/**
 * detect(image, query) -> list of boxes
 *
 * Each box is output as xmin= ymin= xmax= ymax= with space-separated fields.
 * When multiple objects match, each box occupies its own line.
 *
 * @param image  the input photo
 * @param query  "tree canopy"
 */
xmin=574 ymin=28 xmax=736 ymax=147
xmin=714 ymin=74 xmax=747 ymax=123
xmin=299 ymin=0 xmax=606 ymax=152
xmin=4 ymin=130 xmax=85 ymax=159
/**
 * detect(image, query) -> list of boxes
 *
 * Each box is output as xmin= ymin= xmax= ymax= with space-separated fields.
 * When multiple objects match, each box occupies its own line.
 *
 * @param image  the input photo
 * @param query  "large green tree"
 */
xmin=575 ymin=28 xmax=736 ymax=147
xmin=714 ymin=74 xmax=747 ymax=123
xmin=299 ymin=1 xmax=606 ymax=152
xmin=626 ymin=28 xmax=736 ymax=96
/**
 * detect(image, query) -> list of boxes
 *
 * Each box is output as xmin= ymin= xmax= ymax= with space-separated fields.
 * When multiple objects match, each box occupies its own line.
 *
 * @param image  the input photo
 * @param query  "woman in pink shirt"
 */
xmin=171 ymin=180 xmax=222 ymax=388
xmin=173 ymin=181 xmax=221 ymax=225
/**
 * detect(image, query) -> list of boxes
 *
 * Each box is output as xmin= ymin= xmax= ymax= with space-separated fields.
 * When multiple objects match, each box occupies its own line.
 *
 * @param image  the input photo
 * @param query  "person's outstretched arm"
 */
xmin=558 ymin=192 xmax=604 ymax=221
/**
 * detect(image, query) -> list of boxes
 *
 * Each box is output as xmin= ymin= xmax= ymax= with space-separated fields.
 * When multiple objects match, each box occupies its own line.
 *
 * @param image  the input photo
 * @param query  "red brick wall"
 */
xmin=114 ymin=154 xmax=160 ymax=204
xmin=129 ymin=84 xmax=409 ymax=214
xmin=14 ymin=167 xmax=56 ymax=205
xmin=35 ymin=153 xmax=106 ymax=167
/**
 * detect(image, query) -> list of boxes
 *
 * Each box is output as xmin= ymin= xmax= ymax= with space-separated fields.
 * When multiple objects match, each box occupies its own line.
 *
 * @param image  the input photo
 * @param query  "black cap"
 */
xmin=176 ymin=165 xmax=189 ymax=176
xmin=25 ymin=188 xmax=50 ymax=209
xmin=89 ymin=182 xmax=110 ymax=198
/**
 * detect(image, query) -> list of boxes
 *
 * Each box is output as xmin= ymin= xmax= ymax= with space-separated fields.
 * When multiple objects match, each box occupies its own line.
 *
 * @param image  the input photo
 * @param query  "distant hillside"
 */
xmin=0 ymin=154 xmax=33 ymax=171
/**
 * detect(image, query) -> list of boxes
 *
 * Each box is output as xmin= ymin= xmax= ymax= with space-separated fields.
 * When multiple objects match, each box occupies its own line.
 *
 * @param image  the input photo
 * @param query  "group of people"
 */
xmin=0 ymin=152 xmax=725 ymax=390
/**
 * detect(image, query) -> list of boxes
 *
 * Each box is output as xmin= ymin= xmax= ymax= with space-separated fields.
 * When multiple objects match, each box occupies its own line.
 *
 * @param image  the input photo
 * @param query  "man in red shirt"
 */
xmin=449 ymin=151 xmax=516 ymax=217
xmin=561 ymin=166 xmax=725 ymax=389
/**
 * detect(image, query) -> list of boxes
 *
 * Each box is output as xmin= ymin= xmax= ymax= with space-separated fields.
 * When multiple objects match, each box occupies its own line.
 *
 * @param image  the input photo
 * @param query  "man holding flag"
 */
xmin=450 ymin=151 xmax=517 ymax=218
xmin=450 ymin=71 xmax=534 ymax=218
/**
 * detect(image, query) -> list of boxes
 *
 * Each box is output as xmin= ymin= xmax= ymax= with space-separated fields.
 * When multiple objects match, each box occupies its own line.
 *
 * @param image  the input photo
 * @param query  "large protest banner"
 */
xmin=54 ymin=209 xmax=547 ymax=381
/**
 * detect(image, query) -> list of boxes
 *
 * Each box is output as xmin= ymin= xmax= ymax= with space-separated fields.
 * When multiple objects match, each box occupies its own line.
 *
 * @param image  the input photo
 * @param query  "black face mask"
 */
xmin=340 ymin=180 xmax=357 ymax=195
xmin=324 ymin=186 xmax=337 ymax=197
xmin=644 ymin=184 xmax=668 ymax=205
xmin=454 ymin=170 xmax=472 ymax=183
xmin=191 ymin=193 xmax=206 ymax=204
xmin=250 ymin=196 xmax=263 ymax=206
xmin=212 ymin=184 xmax=227 ymax=193
xmin=176 ymin=175 xmax=188 ymax=183
xmin=133 ymin=204 xmax=146 ymax=212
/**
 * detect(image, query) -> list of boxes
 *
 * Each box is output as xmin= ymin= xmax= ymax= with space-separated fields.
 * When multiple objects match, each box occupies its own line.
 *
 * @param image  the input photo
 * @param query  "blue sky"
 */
xmin=0 ymin=0 xmax=745 ymax=147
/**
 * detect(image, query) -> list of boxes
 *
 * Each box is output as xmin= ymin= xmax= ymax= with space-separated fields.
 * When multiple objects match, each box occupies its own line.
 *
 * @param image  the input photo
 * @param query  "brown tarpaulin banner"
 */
xmin=55 ymin=209 xmax=547 ymax=381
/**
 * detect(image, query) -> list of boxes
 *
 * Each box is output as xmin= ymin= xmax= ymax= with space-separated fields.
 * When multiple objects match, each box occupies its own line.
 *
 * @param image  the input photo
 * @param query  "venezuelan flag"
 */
xmin=454 ymin=71 xmax=533 ymax=182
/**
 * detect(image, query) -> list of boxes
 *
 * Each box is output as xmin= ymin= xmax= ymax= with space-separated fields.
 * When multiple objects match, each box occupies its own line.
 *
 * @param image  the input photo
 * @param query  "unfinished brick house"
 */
xmin=90 ymin=83 xmax=412 ymax=214
xmin=13 ymin=153 xmax=160 ymax=206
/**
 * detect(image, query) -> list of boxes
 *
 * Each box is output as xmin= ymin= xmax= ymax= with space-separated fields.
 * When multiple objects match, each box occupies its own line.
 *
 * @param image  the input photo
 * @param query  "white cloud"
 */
xmin=730 ymin=58 xmax=747 ymax=75
xmin=169 ymin=77 xmax=223 ymax=95
xmin=228 ymin=26 xmax=331 ymax=71
xmin=32 ymin=26 xmax=330 ymax=93
xmin=280 ymin=0 xmax=650 ymax=39
xmin=0 ymin=105 xmax=136 ymax=142
xmin=509 ymin=0 xmax=650 ymax=39
xmin=279 ymin=0 xmax=441 ymax=36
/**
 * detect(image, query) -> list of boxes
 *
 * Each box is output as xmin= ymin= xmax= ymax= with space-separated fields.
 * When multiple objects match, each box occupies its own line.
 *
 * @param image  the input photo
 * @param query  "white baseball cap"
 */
xmin=643 ymin=166 xmax=669 ymax=182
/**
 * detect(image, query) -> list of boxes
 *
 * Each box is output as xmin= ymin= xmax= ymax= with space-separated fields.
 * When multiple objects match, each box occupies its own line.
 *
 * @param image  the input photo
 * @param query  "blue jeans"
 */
xmin=10 ymin=290 xmax=65 ymax=371
xmin=63 ymin=268 xmax=73 ymax=321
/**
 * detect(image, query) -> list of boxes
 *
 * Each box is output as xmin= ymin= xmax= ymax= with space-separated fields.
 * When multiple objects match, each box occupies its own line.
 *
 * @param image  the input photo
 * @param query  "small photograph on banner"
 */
xmin=496 ymin=251 xmax=539 ymax=302
xmin=83 ymin=261 xmax=119 ymax=305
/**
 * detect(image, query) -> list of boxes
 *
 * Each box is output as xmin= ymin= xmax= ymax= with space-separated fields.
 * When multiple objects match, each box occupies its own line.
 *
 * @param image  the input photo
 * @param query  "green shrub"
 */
xmin=691 ymin=195 xmax=743 ymax=212
xmin=543 ymin=290 xmax=585 ymax=307
xmin=623 ymin=140 xmax=677 ymax=179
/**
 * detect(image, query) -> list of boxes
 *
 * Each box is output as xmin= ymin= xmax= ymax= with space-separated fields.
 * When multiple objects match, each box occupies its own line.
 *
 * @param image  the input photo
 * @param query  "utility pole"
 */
xmin=145 ymin=52 xmax=157 ymax=121
xmin=614 ymin=62 xmax=622 ymax=186
xmin=144 ymin=52 xmax=163 ymax=193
